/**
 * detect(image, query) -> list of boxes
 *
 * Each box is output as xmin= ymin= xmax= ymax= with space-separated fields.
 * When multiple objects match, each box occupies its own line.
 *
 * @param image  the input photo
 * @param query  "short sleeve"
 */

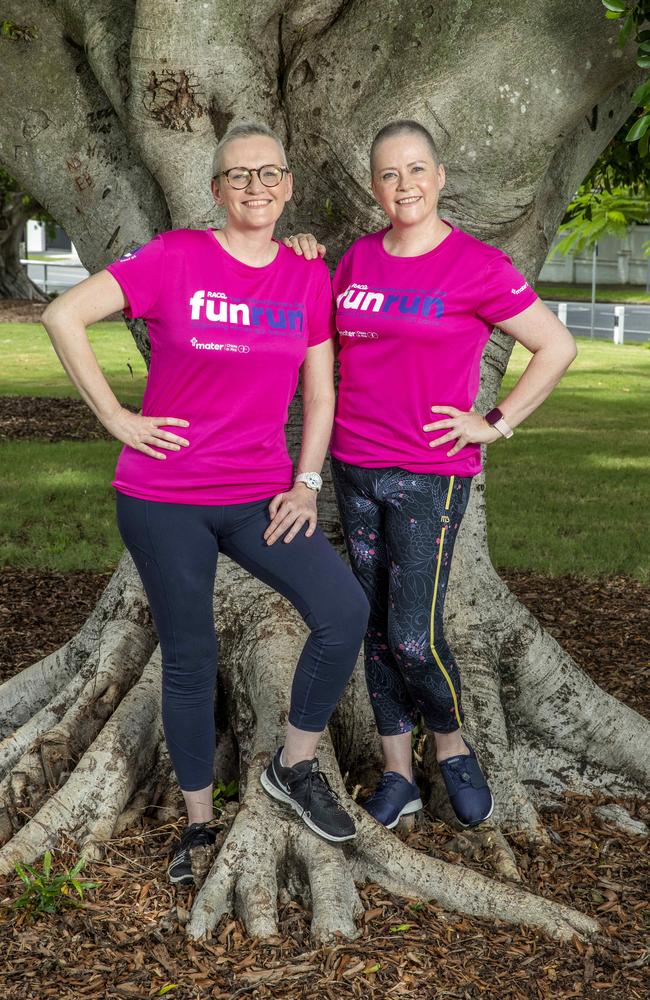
xmin=475 ymin=252 xmax=538 ymax=325
xmin=105 ymin=235 xmax=165 ymax=320
xmin=307 ymin=261 xmax=336 ymax=347
xmin=332 ymin=249 xmax=351 ymax=304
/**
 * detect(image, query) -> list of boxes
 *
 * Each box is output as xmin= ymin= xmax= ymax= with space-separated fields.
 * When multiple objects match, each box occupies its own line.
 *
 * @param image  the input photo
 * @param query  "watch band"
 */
xmin=484 ymin=406 xmax=514 ymax=439
xmin=295 ymin=472 xmax=323 ymax=492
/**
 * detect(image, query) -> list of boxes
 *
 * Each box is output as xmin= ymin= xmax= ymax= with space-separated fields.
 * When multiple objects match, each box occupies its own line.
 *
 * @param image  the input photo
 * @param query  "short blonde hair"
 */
xmin=212 ymin=122 xmax=288 ymax=177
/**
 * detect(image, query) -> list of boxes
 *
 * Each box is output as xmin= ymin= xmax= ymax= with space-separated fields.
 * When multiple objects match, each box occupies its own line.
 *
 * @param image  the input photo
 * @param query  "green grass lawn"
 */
xmin=536 ymin=282 xmax=650 ymax=304
xmin=486 ymin=339 xmax=650 ymax=581
xmin=1 ymin=323 xmax=648 ymax=578
xmin=0 ymin=321 xmax=147 ymax=405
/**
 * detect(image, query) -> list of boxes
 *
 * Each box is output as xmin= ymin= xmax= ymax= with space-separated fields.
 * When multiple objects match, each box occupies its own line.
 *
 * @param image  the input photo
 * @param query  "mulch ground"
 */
xmin=0 ymin=798 xmax=647 ymax=999
xmin=0 ymin=567 xmax=648 ymax=999
xmin=0 ymin=395 xmax=138 ymax=442
xmin=0 ymin=298 xmax=123 ymax=324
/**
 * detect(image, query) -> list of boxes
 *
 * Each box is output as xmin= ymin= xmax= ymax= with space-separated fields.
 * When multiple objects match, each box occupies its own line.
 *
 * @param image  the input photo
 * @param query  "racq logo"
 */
xmin=511 ymin=281 xmax=529 ymax=295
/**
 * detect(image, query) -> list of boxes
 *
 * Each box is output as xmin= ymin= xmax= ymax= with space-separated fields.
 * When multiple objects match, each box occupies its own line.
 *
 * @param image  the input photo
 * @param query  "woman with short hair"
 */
xmin=41 ymin=122 xmax=370 ymax=884
xmin=287 ymin=119 xmax=576 ymax=830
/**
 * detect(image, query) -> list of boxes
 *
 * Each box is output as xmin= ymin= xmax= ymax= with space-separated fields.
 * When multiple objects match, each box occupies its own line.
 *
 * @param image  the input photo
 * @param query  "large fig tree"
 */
xmin=0 ymin=0 xmax=647 ymax=944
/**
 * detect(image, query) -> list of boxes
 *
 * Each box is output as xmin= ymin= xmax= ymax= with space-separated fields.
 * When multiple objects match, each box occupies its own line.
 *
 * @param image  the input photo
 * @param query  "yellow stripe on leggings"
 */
xmin=429 ymin=475 xmax=462 ymax=728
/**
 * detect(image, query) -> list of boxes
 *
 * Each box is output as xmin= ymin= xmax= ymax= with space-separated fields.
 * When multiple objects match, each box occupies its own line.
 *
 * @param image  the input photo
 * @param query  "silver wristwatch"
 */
xmin=295 ymin=472 xmax=323 ymax=493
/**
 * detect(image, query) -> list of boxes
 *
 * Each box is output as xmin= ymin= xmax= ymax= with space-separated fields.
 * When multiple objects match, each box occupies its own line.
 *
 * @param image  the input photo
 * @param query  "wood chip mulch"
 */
xmin=0 ymin=797 xmax=647 ymax=1000
xmin=0 ymin=298 xmax=123 ymax=324
xmin=0 ymin=568 xmax=112 ymax=684
xmin=0 ymin=395 xmax=137 ymax=442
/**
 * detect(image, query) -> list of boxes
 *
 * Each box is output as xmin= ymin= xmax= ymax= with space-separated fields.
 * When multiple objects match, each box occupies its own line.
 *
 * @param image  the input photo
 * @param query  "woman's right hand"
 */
xmin=282 ymin=233 xmax=327 ymax=260
xmin=104 ymin=407 xmax=190 ymax=460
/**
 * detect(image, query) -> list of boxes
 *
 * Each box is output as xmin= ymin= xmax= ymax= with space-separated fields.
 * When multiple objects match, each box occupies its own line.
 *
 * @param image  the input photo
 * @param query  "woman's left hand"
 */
xmin=423 ymin=406 xmax=502 ymax=457
xmin=264 ymin=484 xmax=318 ymax=545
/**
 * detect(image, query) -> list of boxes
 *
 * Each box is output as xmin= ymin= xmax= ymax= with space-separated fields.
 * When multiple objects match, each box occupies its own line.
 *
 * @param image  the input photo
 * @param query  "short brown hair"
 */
xmin=370 ymin=120 xmax=439 ymax=172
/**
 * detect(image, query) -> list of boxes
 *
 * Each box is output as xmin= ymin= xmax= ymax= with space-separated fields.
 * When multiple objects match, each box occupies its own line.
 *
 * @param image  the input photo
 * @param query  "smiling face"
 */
xmin=211 ymin=135 xmax=293 ymax=232
xmin=370 ymin=133 xmax=445 ymax=231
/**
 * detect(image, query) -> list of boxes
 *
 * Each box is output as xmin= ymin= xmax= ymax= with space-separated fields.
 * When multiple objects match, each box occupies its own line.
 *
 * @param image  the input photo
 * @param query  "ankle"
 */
xmin=434 ymin=732 xmax=469 ymax=763
xmin=384 ymin=765 xmax=414 ymax=783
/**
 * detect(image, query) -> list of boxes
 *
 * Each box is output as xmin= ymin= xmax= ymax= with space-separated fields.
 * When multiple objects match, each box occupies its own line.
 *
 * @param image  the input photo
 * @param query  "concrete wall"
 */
xmin=539 ymin=225 xmax=650 ymax=286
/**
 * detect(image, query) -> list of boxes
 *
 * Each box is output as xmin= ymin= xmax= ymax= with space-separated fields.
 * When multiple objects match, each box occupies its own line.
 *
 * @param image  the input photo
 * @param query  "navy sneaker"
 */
xmin=362 ymin=771 xmax=423 ymax=829
xmin=260 ymin=747 xmax=356 ymax=843
xmin=438 ymin=742 xmax=493 ymax=828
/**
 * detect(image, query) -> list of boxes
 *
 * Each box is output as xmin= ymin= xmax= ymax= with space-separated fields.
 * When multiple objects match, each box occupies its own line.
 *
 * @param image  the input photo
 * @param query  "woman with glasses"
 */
xmin=41 ymin=122 xmax=370 ymax=885
xmin=286 ymin=119 xmax=576 ymax=832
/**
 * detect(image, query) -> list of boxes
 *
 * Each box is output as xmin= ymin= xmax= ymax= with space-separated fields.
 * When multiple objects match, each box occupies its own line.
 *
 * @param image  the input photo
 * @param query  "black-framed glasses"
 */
xmin=216 ymin=165 xmax=289 ymax=190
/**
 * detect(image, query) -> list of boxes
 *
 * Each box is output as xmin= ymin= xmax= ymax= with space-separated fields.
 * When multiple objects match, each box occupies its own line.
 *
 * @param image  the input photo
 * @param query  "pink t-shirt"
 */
xmin=331 ymin=225 xmax=538 ymax=477
xmin=106 ymin=230 xmax=334 ymax=504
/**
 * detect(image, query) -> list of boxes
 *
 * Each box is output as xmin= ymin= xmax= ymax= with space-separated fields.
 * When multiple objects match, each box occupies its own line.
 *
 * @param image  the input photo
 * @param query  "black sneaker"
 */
xmin=167 ymin=820 xmax=219 ymax=885
xmin=260 ymin=747 xmax=356 ymax=843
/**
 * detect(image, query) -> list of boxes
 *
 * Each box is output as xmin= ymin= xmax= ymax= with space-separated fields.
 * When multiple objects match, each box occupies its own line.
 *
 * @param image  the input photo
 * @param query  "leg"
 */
xmin=383 ymin=473 xmax=492 ymax=825
xmin=116 ymin=493 xmax=219 ymax=821
xmin=330 ymin=458 xmax=418 ymax=756
xmin=219 ymin=498 xmax=369 ymax=743
xmin=383 ymin=471 xmax=471 ymax=742
xmin=219 ymin=498 xmax=369 ymax=842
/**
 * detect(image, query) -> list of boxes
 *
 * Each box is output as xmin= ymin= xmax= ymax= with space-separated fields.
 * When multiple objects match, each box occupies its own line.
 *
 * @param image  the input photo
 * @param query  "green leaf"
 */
xmin=638 ymin=39 xmax=650 ymax=53
xmin=365 ymin=964 xmax=381 ymax=974
xmin=42 ymin=852 xmax=52 ymax=879
xmin=626 ymin=114 xmax=650 ymax=141
xmin=636 ymin=54 xmax=650 ymax=66
xmin=409 ymin=902 xmax=424 ymax=911
xmin=632 ymin=79 xmax=650 ymax=106
xmin=602 ymin=0 xmax=626 ymax=11
xmin=69 ymin=857 xmax=86 ymax=877
xmin=639 ymin=127 xmax=650 ymax=158
xmin=158 ymin=986 xmax=178 ymax=996
xmin=14 ymin=864 xmax=31 ymax=887
xmin=389 ymin=923 xmax=412 ymax=933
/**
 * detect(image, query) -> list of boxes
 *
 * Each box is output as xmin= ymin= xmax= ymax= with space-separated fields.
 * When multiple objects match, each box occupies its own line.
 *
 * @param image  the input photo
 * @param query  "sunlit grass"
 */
xmin=0 ymin=321 xmax=147 ymax=405
xmin=485 ymin=339 xmax=650 ymax=581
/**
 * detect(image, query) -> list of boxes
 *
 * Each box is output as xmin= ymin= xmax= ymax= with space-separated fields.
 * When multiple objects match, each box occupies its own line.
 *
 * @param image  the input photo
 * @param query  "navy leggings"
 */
xmin=116 ymin=492 xmax=369 ymax=791
xmin=331 ymin=458 xmax=471 ymax=736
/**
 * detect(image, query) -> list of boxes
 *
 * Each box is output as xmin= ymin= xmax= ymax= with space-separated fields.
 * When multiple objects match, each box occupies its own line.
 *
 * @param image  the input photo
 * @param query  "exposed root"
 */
xmin=503 ymin=606 xmax=650 ymax=792
xmin=444 ymin=824 xmax=522 ymax=882
xmin=593 ymin=803 xmax=648 ymax=837
xmin=353 ymin=815 xmax=599 ymax=943
xmin=295 ymin=825 xmax=362 ymax=941
xmin=0 ymin=555 xmax=151 ymax=741
xmin=0 ymin=620 xmax=154 ymax=843
xmin=0 ymin=653 xmax=162 ymax=875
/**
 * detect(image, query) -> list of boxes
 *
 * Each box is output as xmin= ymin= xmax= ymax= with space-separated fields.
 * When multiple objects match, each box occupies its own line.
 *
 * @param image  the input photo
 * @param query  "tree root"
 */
xmin=0 ymin=653 xmax=162 ymax=874
xmin=352 ymin=814 xmax=599 ymax=943
xmin=443 ymin=824 xmax=522 ymax=882
xmin=0 ymin=619 xmax=154 ymax=843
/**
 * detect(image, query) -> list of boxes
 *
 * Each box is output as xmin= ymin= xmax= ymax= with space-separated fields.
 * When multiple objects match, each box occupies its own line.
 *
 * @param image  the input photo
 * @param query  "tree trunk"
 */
xmin=0 ymin=194 xmax=48 ymax=301
xmin=0 ymin=0 xmax=648 ymax=943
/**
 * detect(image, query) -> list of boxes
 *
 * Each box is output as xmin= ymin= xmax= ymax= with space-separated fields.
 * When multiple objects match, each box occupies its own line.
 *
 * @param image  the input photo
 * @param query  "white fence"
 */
xmin=21 ymin=259 xmax=89 ymax=293
xmin=548 ymin=301 xmax=649 ymax=344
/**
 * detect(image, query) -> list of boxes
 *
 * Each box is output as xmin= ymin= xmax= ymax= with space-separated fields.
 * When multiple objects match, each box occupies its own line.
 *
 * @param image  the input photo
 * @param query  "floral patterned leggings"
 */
xmin=331 ymin=457 xmax=471 ymax=735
